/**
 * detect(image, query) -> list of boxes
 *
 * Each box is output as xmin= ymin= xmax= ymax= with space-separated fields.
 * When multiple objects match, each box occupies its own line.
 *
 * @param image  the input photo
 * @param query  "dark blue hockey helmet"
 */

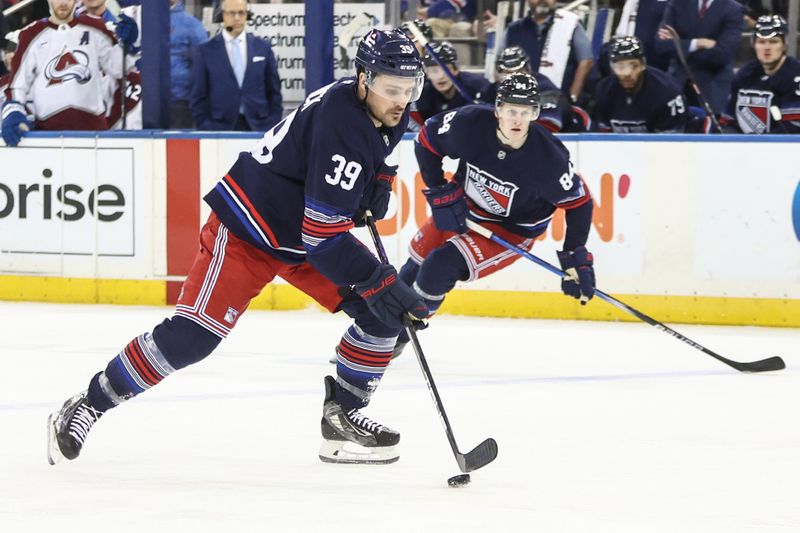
xmin=495 ymin=73 xmax=540 ymax=118
xmin=423 ymin=41 xmax=458 ymax=67
xmin=608 ymin=36 xmax=645 ymax=63
xmin=355 ymin=28 xmax=424 ymax=78
xmin=496 ymin=46 xmax=531 ymax=74
xmin=355 ymin=28 xmax=425 ymax=102
xmin=753 ymin=15 xmax=788 ymax=42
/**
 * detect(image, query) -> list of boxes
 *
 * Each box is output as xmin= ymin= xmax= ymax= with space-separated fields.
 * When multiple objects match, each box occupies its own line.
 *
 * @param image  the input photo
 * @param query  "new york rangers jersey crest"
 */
xmin=735 ymin=89 xmax=773 ymax=134
xmin=464 ymin=163 xmax=519 ymax=216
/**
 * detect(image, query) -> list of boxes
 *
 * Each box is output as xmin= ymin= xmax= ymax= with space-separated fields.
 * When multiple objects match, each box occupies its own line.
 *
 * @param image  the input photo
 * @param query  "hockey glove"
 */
xmin=1 ymin=101 xmax=31 ymax=147
xmin=355 ymin=264 xmax=428 ymax=329
xmin=423 ymin=181 xmax=468 ymax=234
xmin=557 ymin=246 xmax=595 ymax=305
xmin=115 ymin=14 xmax=139 ymax=50
xmin=354 ymin=163 xmax=396 ymax=226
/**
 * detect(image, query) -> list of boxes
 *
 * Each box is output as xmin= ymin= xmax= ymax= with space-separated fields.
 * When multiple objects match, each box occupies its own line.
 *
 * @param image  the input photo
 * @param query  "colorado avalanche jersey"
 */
xmin=414 ymin=71 xmax=489 ymax=121
xmin=594 ymin=66 xmax=689 ymax=133
xmin=416 ymin=104 xmax=592 ymax=250
xmin=205 ymin=78 xmax=407 ymax=287
xmin=720 ymin=57 xmax=800 ymax=134
xmin=5 ymin=16 xmax=130 ymax=130
xmin=478 ymin=72 xmax=568 ymax=132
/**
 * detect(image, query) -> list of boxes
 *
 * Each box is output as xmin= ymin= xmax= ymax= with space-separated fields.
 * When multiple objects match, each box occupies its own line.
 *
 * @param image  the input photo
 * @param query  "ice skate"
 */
xmin=318 ymin=375 xmax=399 ymax=464
xmin=47 ymin=391 xmax=104 ymax=465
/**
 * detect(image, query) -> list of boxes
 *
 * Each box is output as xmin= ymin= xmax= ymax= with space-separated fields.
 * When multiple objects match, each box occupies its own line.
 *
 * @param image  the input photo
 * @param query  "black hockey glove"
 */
xmin=557 ymin=246 xmax=595 ymax=305
xmin=354 ymin=163 xmax=396 ymax=227
xmin=355 ymin=264 xmax=428 ymax=329
xmin=423 ymin=182 xmax=468 ymax=234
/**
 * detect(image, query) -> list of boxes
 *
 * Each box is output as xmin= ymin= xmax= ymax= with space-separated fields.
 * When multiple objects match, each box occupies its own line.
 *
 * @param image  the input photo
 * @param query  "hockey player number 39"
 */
xmin=325 ymin=154 xmax=362 ymax=190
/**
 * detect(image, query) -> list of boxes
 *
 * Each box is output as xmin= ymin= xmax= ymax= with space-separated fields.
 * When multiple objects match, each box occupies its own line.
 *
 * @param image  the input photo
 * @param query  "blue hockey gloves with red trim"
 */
xmin=1 ymin=101 xmax=31 ymax=147
xmin=115 ymin=14 xmax=139 ymax=50
xmin=354 ymin=163 xmax=396 ymax=226
xmin=423 ymin=181 xmax=468 ymax=233
xmin=355 ymin=264 xmax=428 ymax=329
xmin=557 ymin=246 xmax=595 ymax=305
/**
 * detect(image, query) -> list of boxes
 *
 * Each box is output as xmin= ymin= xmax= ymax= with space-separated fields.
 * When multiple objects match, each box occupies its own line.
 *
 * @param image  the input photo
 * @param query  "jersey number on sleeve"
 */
xmin=667 ymin=95 xmax=685 ymax=116
xmin=437 ymin=111 xmax=457 ymax=134
xmin=325 ymin=154 xmax=362 ymax=191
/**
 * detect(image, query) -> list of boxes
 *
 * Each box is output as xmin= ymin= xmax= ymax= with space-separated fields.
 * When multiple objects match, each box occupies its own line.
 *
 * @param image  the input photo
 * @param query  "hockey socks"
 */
xmin=333 ymin=324 xmax=396 ymax=410
xmin=88 ymin=332 xmax=177 ymax=411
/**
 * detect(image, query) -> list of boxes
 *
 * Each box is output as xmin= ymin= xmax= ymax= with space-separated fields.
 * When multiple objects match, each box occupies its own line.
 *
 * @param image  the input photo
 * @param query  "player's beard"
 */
xmin=53 ymin=4 xmax=74 ymax=21
xmin=366 ymin=95 xmax=406 ymax=128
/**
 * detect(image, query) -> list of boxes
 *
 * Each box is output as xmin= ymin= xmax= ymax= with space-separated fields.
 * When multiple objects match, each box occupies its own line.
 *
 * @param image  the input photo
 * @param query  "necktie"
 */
xmin=699 ymin=0 xmax=709 ymax=17
xmin=231 ymin=37 xmax=245 ymax=87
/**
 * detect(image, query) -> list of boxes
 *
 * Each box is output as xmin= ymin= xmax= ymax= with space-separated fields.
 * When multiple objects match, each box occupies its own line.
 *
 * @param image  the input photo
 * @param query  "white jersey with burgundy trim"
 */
xmin=5 ymin=16 xmax=130 ymax=130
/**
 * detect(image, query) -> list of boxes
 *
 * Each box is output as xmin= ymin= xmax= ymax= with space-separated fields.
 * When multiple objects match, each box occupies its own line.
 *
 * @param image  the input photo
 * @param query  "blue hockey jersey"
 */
xmin=416 ymin=104 xmax=592 ymax=250
xmin=593 ymin=66 xmax=690 ymax=133
xmin=204 ymin=78 xmax=407 ymax=286
xmin=721 ymin=56 xmax=800 ymax=134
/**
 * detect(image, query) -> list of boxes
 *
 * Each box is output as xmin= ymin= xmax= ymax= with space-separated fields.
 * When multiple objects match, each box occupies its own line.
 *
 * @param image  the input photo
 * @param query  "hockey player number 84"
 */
xmin=325 ymin=154 xmax=362 ymax=190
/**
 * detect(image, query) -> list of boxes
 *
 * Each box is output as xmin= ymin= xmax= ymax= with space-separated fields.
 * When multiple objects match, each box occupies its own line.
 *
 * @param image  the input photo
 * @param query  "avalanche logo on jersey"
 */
xmin=44 ymin=50 xmax=92 ymax=87
xmin=736 ymin=89 xmax=773 ymax=134
xmin=464 ymin=163 xmax=519 ymax=216
xmin=610 ymin=119 xmax=648 ymax=133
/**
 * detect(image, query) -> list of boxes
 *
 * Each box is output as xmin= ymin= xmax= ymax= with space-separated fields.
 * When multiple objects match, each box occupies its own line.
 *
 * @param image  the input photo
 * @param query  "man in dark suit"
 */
xmin=190 ymin=0 xmax=282 ymax=131
xmin=654 ymin=0 xmax=744 ymax=115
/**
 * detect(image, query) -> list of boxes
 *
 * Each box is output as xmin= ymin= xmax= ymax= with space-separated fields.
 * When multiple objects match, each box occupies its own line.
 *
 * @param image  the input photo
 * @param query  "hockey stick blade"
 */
xmin=458 ymin=438 xmax=499 ymax=473
xmin=731 ymin=356 xmax=785 ymax=373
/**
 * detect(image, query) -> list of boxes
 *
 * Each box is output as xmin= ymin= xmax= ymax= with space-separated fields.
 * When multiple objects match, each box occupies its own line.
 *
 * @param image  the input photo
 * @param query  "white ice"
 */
xmin=1 ymin=301 xmax=799 ymax=533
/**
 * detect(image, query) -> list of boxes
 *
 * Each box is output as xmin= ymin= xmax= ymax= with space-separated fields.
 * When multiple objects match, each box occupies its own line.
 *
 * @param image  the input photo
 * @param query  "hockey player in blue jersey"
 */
xmin=478 ymin=46 xmax=591 ymax=133
xmin=413 ymin=41 xmax=490 ymax=123
xmin=720 ymin=15 xmax=800 ymax=134
xmin=593 ymin=36 xmax=692 ymax=133
xmin=393 ymin=73 xmax=596 ymax=357
xmin=46 ymin=29 xmax=428 ymax=467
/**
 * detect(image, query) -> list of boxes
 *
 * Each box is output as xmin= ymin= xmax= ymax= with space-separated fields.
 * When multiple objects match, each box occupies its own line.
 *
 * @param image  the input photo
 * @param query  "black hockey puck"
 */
xmin=447 ymin=474 xmax=471 ymax=487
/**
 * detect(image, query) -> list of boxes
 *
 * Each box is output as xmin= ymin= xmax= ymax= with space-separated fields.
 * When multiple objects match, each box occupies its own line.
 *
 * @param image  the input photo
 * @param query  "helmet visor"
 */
xmin=366 ymin=71 xmax=425 ymax=103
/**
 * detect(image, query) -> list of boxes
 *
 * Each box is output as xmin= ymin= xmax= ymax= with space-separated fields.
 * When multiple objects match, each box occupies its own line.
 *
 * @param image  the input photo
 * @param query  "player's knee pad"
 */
xmin=152 ymin=316 xmax=222 ymax=370
xmin=416 ymin=241 xmax=468 ymax=297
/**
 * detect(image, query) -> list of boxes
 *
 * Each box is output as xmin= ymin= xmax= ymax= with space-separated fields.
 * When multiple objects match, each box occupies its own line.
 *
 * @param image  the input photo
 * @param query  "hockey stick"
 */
xmin=121 ymin=43 xmax=127 ymax=130
xmin=662 ymin=25 xmax=723 ymax=133
xmin=364 ymin=212 xmax=498 ymax=473
xmin=404 ymin=20 xmax=480 ymax=105
xmin=465 ymin=220 xmax=785 ymax=373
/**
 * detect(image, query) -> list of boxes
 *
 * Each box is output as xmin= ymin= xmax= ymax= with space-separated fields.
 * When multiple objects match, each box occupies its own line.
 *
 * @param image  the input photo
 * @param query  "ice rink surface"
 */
xmin=1 ymin=301 xmax=798 ymax=533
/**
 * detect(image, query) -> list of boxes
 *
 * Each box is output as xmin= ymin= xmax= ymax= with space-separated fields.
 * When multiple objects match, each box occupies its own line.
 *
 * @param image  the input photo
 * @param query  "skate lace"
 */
xmin=68 ymin=403 xmax=102 ymax=445
xmin=346 ymin=409 xmax=385 ymax=434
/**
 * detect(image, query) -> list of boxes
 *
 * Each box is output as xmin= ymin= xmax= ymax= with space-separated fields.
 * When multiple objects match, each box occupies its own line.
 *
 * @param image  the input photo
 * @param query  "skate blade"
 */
xmin=318 ymin=439 xmax=399 ymax=465
xmin=46 ymin=412 xmax=64 ymax=466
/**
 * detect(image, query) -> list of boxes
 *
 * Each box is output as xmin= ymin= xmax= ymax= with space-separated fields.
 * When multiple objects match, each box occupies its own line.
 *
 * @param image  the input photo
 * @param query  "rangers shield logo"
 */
xmin=464 ymin=163 xmax=519 ymax=216
xmin=736 ymin=89 xmax=773 ymax=134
